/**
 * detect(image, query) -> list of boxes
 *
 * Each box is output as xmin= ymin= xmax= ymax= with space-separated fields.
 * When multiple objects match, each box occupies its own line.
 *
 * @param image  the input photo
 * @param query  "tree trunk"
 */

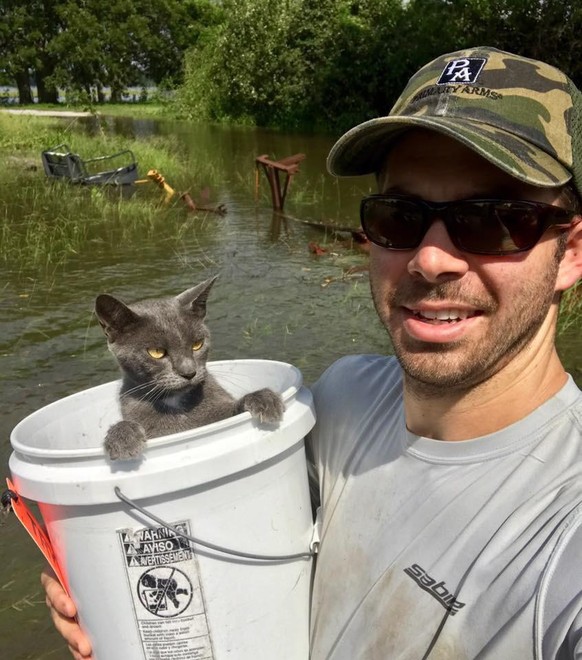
xmin=15 ymin=70 xmax=33 ymax=104
xmin=110 ymin=83 xmax=123 ymax=103
xmin=36 ymin=70 xmax=59 ymax=104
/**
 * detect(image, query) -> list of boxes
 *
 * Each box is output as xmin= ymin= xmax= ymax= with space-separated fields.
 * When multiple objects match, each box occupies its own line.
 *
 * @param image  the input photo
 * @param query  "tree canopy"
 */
xmin=2 ymin=0 xmax=582 ymax=133
xmin=0 ymin=0 xmax=220 ymax=103
xmin=177 ymin=0 xmax=582 ymax=131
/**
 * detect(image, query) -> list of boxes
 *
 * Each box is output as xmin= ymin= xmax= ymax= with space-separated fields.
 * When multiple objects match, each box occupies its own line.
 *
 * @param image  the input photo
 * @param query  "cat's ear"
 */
xmin=95 ymin=294 xmax=140 ymax=341
xmin=176 ymin=276 xmax=218 ymax=319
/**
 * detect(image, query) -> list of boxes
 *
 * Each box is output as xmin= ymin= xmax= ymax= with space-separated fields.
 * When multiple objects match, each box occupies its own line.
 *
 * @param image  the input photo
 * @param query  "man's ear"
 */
xmin=556 ymin=219 xmax=582 ymax=292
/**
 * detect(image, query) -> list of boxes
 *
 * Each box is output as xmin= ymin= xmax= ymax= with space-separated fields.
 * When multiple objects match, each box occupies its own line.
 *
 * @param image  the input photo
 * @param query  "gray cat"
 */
xmin=95 ymin=276 xmax=284 ymax=460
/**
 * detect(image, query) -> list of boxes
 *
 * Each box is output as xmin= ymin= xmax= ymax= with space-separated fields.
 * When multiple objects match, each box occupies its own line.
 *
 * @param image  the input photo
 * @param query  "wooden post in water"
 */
xmin=255 ymin=153 xmax=305 ymax=211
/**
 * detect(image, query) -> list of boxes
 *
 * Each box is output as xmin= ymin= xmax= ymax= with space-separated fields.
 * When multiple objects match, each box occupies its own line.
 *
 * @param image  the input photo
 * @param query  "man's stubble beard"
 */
xmin=370 ymin=260 xmax=561 ymax=396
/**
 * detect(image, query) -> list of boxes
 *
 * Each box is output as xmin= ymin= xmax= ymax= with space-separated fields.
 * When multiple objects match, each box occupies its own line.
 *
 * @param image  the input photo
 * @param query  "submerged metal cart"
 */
xmin=41 ymin=143 xmax=138 ymax=185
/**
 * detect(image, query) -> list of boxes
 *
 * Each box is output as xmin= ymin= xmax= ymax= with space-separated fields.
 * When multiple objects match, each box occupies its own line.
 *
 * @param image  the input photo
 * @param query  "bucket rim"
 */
xmin=10 ymin=359 xmax=303 ymax=459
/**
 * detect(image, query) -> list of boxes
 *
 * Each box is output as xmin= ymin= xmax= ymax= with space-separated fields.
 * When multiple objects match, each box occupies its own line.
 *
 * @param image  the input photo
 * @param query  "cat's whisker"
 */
xmin=120 ymin=380 xmax=159 ymax=400
xmin=139 ymin=384 xmax=169 ymax=404
xmin=209 ymin=370 xmax=254 ymax=392
xmin=208 ymin=368 xmax=249 ymax=384
xmin=120 ymin=381 xmax=157 ymax=396
xmin=123 ymin=380 xmax=174 ymax=406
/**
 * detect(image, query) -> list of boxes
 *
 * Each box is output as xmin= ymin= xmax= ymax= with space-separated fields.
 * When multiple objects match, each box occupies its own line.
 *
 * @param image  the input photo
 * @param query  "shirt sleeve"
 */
xmin=540 ymin=504 xmax=582 ymax=658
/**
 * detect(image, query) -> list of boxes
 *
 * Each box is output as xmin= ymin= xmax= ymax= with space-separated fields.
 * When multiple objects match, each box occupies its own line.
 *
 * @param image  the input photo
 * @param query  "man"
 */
xmin=43 ymin=46 xmax=582 ymax=658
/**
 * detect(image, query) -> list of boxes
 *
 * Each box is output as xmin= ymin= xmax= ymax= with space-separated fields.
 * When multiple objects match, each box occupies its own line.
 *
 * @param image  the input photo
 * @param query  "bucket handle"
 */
xmin=115 ymin=486 xmax=316 ymax=562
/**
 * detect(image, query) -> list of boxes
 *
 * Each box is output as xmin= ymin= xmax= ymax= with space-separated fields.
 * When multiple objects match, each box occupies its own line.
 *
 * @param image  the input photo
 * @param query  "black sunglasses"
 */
xmin=360 ymin=194 xmax=578 ymax=255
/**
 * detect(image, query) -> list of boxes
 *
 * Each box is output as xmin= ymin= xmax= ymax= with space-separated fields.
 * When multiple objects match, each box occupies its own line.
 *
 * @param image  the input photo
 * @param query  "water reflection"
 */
xmin=80 ymin=114 xmax=163 ymax=139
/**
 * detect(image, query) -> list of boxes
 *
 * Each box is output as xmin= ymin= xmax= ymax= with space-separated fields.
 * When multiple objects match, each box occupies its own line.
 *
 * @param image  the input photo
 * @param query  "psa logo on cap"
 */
xmin=437 ymin=57 xmax=487 ymax=85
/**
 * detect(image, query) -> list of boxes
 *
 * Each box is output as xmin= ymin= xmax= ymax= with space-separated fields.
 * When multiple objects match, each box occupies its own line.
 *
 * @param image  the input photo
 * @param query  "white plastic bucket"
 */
xmin=9 ymin=359 xmax=316 ymax=660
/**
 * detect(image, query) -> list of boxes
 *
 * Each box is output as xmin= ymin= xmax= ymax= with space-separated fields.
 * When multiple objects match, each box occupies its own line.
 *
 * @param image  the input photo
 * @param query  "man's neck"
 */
xmin=403 ymin=345 xmax=568 ymax=441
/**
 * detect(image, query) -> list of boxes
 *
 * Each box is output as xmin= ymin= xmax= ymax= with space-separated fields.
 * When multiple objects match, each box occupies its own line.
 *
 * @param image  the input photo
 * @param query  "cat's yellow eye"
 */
xmin=147 ymin=348 xmax=166 ymax=359
xmin=192 ymin=340 xmax=204 ymax=352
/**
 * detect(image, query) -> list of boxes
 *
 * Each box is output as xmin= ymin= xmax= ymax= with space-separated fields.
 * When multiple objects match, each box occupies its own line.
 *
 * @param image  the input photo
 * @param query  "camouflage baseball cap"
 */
xmin=327 ymin=46 xmax=582 ymax=197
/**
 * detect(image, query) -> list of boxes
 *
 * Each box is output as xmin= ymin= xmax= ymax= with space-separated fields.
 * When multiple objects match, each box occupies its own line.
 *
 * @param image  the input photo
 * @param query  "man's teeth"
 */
xmin=414 ymin=309 xmax=472 ymax=321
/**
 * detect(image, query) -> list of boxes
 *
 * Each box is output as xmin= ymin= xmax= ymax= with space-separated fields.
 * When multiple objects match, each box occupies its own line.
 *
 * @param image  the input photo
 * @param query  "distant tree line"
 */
xmin=2 ymin=1 xmax=582 ymax=132
xmin=0 ymin=0 xmax=220 ymax=104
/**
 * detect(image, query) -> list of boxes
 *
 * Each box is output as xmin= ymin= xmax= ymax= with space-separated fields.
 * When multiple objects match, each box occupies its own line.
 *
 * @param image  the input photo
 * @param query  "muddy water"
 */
xmin=1 ymin=118 xmax=580 ymax=659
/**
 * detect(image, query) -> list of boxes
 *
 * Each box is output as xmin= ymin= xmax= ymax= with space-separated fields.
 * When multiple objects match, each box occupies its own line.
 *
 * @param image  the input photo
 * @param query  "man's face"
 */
xmin=369 ymin=129 xmax=568 ymax=392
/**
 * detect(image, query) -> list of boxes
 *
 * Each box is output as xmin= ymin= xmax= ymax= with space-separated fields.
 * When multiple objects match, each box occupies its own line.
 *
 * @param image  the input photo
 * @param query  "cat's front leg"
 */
xmin=104 ymin=420 xmax=147 ymax=460
xmin=236 ymin=388 xmax=284 ymax=424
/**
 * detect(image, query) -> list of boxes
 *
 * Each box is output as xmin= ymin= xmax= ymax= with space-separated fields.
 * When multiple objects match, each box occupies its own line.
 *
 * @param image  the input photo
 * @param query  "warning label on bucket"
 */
xmin=118 ymin=520 xmax=214 ymax=660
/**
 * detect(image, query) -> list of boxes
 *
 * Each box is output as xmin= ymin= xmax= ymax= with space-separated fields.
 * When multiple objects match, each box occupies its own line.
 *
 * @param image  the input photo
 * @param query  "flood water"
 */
xmin=1 ymin=116 xmax=581 ymax=659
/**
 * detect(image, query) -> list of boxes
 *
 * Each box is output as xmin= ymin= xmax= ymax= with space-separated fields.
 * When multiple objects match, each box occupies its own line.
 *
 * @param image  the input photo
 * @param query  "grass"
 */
xmin=5 ymin=101 xmax=173 ymax=119
xmin=0 ymin=169 xmax=211 ymax=273
xmin=0 ymin=112 xmax=188 ymax=180
xmin=559 ymin=281 xmax=582 ymax=335
xmin=0 ymin=113 xmax=223 ymax=272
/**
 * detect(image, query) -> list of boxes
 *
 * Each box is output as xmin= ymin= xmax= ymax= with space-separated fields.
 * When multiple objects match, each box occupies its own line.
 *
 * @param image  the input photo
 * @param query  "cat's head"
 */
xmin=95 ymin=277 xmax=217 ymax=392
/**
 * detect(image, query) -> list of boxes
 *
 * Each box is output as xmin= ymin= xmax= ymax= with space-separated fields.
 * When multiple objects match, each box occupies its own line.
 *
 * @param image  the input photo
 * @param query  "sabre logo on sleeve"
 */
xmin=437 ymin=57 xmax=487 ymax=84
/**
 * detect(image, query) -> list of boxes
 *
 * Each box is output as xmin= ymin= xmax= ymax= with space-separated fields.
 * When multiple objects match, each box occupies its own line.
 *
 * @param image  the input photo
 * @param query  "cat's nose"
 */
xmin=181 ymin=370 xmax=197 ymax=380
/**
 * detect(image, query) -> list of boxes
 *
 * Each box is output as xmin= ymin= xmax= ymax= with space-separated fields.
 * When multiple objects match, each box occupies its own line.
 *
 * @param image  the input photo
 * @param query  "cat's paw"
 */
xmin=104 ymin=421 xmax=147 ymax=460
xmin=238 ymin=388 xmax=284 ymax=424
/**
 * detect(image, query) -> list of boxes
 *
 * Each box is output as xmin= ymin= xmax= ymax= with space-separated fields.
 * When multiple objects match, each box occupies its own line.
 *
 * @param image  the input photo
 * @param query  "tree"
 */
xmin=209 ymin=0 xmax=300 ymax=125
xmin=455 ymin=0 xmax=582 ymax=85
xmin=0 ymin=0 xmax=218 ymax=104
xmin=179 ymin=0 xmax=407 ymax=129
xmin=140 ymin=0 xmax=221 ymax=88
xmin=49 ymin=1 xmax=143 ymax=102
xmin=295 ymin=0 xmax=408 ymax=130
xmin=0 ymin=0 xmax=60 ymax=104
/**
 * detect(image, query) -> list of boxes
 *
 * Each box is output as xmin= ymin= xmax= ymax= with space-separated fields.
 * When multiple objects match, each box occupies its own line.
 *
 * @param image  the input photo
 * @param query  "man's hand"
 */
xmin=41 ymin=567 xmax=93 ymax=660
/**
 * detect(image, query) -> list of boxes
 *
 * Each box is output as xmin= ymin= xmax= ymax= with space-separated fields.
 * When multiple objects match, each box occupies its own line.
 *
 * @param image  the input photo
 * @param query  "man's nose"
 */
xmin=407 ymin=220 xmax=470 ymax=283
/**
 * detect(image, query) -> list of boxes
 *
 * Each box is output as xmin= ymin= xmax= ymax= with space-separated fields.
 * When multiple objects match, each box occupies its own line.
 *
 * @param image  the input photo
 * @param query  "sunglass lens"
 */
xmin=495 ymin=204 xmax=543 ymax=250
xmin=452 ymin=202 xmax=542 ymax=254
xmin=362 ymin=198 xmax=425 ymax=249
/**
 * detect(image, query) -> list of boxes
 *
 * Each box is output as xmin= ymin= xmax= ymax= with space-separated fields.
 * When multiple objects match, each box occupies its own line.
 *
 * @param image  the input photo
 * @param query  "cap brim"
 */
xmin=327 ymin=115 xmax=571 ymax=188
